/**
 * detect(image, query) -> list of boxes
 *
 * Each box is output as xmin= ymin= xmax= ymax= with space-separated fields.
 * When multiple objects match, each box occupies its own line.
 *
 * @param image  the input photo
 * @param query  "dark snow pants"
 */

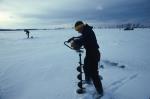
xmin=83 ymin=50 xmax=103 ymax=94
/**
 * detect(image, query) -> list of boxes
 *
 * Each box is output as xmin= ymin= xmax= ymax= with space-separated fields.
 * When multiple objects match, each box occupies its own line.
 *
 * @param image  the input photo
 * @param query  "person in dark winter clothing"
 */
xmin=71 ymin=21 xmax=103 ymax=96
xmin=24 ymin=29 xmax=30 ymax=38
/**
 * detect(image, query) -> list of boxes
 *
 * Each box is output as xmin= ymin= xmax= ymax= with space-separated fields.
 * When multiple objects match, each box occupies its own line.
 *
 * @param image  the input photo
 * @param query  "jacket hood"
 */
xmin=84 ymin=24 xmax=93 ymax=30
xmin=82 ymin=24 xmax=93 ymax=34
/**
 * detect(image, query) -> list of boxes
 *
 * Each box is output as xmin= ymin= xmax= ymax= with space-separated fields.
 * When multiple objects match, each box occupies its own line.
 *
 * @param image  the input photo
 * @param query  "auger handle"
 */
xmin=64 ymin=41 xmax=74 ymax=50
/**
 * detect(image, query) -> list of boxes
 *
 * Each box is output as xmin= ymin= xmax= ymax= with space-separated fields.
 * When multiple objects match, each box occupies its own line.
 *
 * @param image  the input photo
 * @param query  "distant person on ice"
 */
xmin=71 ymin=21 xmax=103 ymax=97
xmin=24 ymin=29 xmax=30 ymax=39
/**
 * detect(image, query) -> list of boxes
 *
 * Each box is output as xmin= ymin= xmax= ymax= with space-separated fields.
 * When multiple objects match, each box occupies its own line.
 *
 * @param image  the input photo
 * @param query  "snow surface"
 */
xmin=0 ymin=28 xmax=150 ymax=99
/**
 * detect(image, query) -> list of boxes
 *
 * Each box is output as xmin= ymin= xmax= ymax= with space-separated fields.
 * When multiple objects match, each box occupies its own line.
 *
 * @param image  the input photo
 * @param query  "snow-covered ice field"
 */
xmin=0 ymin=28 xmax=150 ymax=99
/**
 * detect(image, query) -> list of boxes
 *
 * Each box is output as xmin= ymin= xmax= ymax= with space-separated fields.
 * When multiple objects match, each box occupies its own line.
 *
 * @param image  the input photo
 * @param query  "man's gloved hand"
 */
xmin=70 ymin=40 xmax=82 ymax=50
xmin=71 ymin=41 xmax=77 ymax=48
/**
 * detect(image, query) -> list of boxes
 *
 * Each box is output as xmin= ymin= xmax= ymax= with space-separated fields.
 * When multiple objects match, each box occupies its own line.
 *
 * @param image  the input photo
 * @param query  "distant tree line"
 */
xmin=95 ymin=23 xmax=150 ymax=29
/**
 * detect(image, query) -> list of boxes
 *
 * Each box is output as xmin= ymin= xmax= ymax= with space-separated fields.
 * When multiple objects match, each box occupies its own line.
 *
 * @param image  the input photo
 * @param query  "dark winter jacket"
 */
xmin=77 ymin=24 xmax=99 ymax=54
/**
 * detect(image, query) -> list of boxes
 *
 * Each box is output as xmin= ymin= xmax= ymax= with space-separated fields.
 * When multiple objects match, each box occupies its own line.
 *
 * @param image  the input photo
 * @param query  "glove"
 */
xmin=70 ymin=39 xmax=82 ymax=50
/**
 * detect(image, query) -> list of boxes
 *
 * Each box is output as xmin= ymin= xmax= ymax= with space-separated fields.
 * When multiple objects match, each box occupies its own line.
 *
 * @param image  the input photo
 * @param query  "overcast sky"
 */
xmin=0 ymin=0 xmax=150 ymax=28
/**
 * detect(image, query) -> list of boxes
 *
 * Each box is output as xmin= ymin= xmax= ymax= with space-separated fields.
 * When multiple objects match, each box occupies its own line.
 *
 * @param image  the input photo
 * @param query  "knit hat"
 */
xmin=74 ymin=21 xmax=84 ymax=31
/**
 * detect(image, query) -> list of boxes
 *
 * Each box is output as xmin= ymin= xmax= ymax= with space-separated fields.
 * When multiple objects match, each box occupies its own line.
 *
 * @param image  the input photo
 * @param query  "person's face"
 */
xmin=75 ymin=27 xmax=83 ymax=34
